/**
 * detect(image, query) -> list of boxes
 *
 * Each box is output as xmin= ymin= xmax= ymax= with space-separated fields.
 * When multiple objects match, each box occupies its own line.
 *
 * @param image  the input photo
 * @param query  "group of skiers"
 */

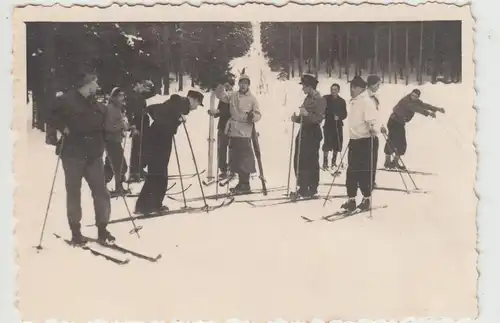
xmin=46 ymin=68 xmax=445 ymax=245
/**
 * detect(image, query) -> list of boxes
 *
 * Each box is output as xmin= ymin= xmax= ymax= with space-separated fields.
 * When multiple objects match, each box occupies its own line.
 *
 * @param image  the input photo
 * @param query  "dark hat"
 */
xmin=187 ymin=90 xmax=204 ymax=106
xmin=299 ymin=74 xmax=319 ymax=87
xmin=366 ymin=75 xmax=381 ymax=86
xmin=411 ymin=89 xmax=422 ymax=96
xmin=350 ymin=76 xmax=367 ymax=88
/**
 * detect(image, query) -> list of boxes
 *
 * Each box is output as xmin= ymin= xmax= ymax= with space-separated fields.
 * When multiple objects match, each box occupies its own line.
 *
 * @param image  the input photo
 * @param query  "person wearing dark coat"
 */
xmin=291 ymin=74 xmax=326 ymax=198
xmin=125 ymin=80 xmax=154 ymax=183
xmin=383 ymin=89 xmax=445 ymax=170
xmin=47 ymin=72 xmax=114 ymax=245
xmin=134 ymin=90 xmax=204 ymax=215
xmin=208 ymin=77 xmax=235 ymax=179
xmin=322 ymin=83 xmax=347 ymax=169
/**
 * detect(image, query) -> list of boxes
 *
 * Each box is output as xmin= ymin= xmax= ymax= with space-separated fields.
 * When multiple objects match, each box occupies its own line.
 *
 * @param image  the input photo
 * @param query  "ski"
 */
xmin=218 ymin=174 xmax=237 ymax=187
xmin=125 ymin=182 xmax=178 ymax=198
xmin=166 ymin=183 xmax=192 ymax=196
xmin=320 ymin=182 xmax=429 ymax=194
xmin=170 ymin=169 xmax=206 ymax=180
xmin=378 ymin=168 xmax=436 ymax=176
xmin=185 ymin=185 xmax=288 ymax=203
xmin=321 ymin=204 xmax=389 ymax=222
xmin=53 ymin=233 xmax=130 ymax=265
xmin=82 ymin=236 xmax=162 ymax=263
xmin=249 ymin=193 xmax=346 ymax=208
xmin=105 ymin=197 xmax=235 ymax=225
xmin=251 ymin=125 xmax=268 ymax=195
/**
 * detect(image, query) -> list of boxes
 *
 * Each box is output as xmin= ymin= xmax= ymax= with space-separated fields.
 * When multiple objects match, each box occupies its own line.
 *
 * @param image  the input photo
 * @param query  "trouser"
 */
xmin=61 ymin=155 xmax=111 ymax=232
xmin=322 ymin=124 xmax=343 ymax=153
xmin=384 ymin=117 xmax=407 ymax=156
xmin=294 ymin=124 xmax=322 ymax=193
xmin=135 ymin=138 xmax=173 ymax=212
xmin=104 ymin=141 xmax=128 ymax=189
xmin=217 ymin=129 xmax=229 ymax=173
xmin=346 ymin=136 xmax=378 ymax=198
xmin=130 ymin=117 xmax=150 ymax=177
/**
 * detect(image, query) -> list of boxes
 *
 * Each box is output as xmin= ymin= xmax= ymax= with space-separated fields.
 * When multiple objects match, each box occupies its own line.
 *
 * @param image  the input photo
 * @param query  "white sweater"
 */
xmin=348 ymin=90 xmax=379 ymax=140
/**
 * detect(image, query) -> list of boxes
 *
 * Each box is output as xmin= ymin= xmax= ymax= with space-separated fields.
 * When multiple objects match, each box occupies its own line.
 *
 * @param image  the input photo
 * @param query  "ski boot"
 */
xmin=70 ymin=224 xmax=88 ymax=246
xmin=127 ymin=173 xmax=142 ymax=183
xmin=110 ymin=186 xmax=132 ymax=198
xmin=384 ymin=159 xmax=395 ymax=169
xmin=97 ymin=226 xmax=116 ymax=245
xmin=230 ymin=183 xmax=251 ymax=195
xmin=357 ymin=197 xmax=372 ymax=211
xmin=340 ymin=198 xmax=357 ymax=212
xmin=394 ymin=163 xmax=407 ymax=171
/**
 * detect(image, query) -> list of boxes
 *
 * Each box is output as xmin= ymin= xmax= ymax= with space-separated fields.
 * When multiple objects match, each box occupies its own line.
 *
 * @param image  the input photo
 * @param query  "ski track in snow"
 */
xmin=16 ymin=23 xmax=477 ymax=321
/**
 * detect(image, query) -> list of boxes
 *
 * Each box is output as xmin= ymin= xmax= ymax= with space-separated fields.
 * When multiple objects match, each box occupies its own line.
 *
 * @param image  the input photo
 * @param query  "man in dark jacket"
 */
xmin=291 ymin=74 xmax=326 ymax=198
xmin=384 ymin=89 xmax=445 ymax=170
xmin=134 ymin=90 xmax=204 ymax=215
xmin=47 ymin=72 xmax=114 ymax=245
xmin=208 ymin=77 xmax=234 ymax=180
xmin=125 ymin=80 xmax=154 ymax=183
xmin=322 ymin=83 xmax=347 ymax=170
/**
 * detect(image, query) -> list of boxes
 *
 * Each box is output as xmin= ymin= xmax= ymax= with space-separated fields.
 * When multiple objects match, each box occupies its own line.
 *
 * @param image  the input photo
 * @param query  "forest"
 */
xmin=260 ymin=21 xmax=462 ymax=85
xmin=27 ymin=22 xmax=253 ymax=131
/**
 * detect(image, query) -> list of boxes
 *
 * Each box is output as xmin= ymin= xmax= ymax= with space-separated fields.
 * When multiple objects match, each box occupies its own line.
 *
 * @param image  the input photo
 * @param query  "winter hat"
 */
xmin=367 ymin=75 xmax=381 ymax=86
xmin=187 ymin=90 xmax=204 ymax=107
xmin=239 ymin=74 xmax=251 ymax=84
xmin=350 ymin=76 xmax=367 ymax=89
xmin=411 ymin=89 xmax=422 ymax=96
xmin=299 ymin=74 xmax=319 ymax=87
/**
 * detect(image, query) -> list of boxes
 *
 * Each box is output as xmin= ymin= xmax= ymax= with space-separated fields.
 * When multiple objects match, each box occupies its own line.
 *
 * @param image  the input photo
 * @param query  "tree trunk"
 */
xmin=388 ymin=25 xmax=392 ymax=83
xmin=418 ymin=21 xmax=424 ymax=85
xmin=346 ymin=29 xmax=350 ymax=80
xmin=374 ymin=27 xmax=379 ymax=75
xmin=315 ymin=23 xmax=320 ymax=78
xmin=338 ymin=32 xmax=343 ymax=79
xmin=178 ymin=23 xmax=184 ymax=92
xmin=405 ymin=26 xmax=409 ymax=85
xmin=394 ymin=27 xmax=398 ymax=84
xmin=431 ymin=24 xmax=437 ymax=84
xmin=288 ymin=24 xmax=292 ymax=80
xmin=299 ymin=26 xmax=303 ymax=76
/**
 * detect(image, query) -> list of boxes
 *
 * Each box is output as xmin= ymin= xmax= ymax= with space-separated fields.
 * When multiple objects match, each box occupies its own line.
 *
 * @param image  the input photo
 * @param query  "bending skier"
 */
xmin=103 ymin=87 xmax=132 ymax=197
xmin=216 ymin=73 xmax=261 ymax=194
xmin=322 ymin=83 xmax=347 ymax=170
xmin=209 ymin=76 xmax=235 ymax=180
xmin=291 ymin=74 xmax=326 ymax=198
xmin=125 ymin=79 xmax=154 ymax=183
xmin=383 ymin=89 xmax=445 ymax=170
xmin=340 ymin=76 xmax=381 ymax=212
xmin=134 ymin=90 xmax=204 ymax=215
xmin=47 ymin=72 xmax=114 ymax=245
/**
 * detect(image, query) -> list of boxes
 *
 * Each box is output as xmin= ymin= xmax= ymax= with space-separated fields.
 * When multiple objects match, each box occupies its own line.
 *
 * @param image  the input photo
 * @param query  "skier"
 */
xmin=366 ymin=75 xmax=383 ymax=186
xmin=125 ymin=79 xmax=154 ymax=183
xmin=340 ymin=76 xmax=381 ymax=212
xmin=103 ymin=87 xmax=132 ymax=197
xmin=322 ymin=83 xmax=347 ymax=170
xmin=47 ymin=72 xmax=114 ymax=245
xmin=209 ymin=76 xmax=235 ymax=180
xmin=216 ymin=72 xmax=261 ymax=194
xmin=383 ymin=89 xmax=445 ymax=170
xmin=134 ymin=90 xmax=204 ymax=215
xmin=290 ymin=74 xmax=326 ymax=198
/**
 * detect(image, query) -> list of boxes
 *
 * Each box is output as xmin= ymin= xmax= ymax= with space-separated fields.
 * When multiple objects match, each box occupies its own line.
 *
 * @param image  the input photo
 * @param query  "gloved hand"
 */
xmin=208 ymin=109 xmax=218 ymax=116
xmin=438 ymin=107 xmax=446 ymax=114
xmin=381 ymin=125 xmax=388 ymax=135
xmin=429 ymin=111 xmax=437 ymax=118
xmin=247 ymin=111 xmax=254 ymax=123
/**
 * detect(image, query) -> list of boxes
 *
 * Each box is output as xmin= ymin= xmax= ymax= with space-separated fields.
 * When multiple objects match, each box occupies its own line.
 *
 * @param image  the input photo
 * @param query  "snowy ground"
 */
xmin=15 ymin=25 xmax=477 ymax=323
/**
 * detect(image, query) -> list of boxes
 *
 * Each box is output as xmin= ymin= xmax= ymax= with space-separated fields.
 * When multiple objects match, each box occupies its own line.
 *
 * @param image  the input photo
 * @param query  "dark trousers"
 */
xmin=61 ymin=156 xmax=111 ymax=231
xmin=135 ymin=138 xmax=173 ymax=212
xmin=130 ymin=116 xmax=150 ymax=176
xmin=294 ymin=125 xmax=322 ymax=193
xmin=322 ymin=123 xmax=343 ymax=153
xmin=104 ymin=141 xmax=128 ymax=189
xmin=217 ymin=129 xmax=229 ymax=172
xmin=346 ymin=137 xmax=378 ymax=198
xmin=384 ymin=117 xmax=407 ymax=156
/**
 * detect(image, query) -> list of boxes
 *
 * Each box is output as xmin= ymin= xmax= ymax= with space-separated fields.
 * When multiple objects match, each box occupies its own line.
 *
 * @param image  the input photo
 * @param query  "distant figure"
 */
xmin=383 ymin=89 xmax=445 ymax=170
xmin=322 ymin=83 xmax=347 ymax=170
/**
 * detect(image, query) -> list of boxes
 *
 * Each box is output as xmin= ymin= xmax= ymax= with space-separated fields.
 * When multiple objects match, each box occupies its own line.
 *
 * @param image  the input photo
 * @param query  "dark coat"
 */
xmin=323 ymin=94 xmax=347 ymax=128
xmin=215 ymin=100 xmax=231 ymax=131
xmin=125 ymin=90 xmax=149 ymax=131
xmin=391 ymin=94 xmax=440 ymax=124
xmin=47 ymin=89 xmax=106 ymax=160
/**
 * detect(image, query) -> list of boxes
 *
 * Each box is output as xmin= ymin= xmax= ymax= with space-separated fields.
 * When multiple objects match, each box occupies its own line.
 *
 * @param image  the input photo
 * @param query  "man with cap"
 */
xmin=135 ymin=90 xmax=204 ymax=215
xmin=365 ymin=75 xmax=386 ymax=186
xmin=322 ymin=83 xmax=347 ymax=170
xmin=383 ymin=89 xmax=445 ymax=170
xmin=290 ymin=74 xmax=326 ymax=198
xmin=209 ymin=75 xmax=235 ymax=180
xmin=340 ymin=76 xmax=380 ymax=212
xmin=216 ymin=72 xmax=261 ymax=194
xmin=47 ymin=72 xmax=115 ymax=245
xmin=125 ymin=79 xmax=154 ymax=183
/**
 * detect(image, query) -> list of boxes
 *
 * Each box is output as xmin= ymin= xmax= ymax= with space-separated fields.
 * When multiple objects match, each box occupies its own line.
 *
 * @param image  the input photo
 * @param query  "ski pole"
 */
xmin=322 ymin=143 xmax=349 ymax=207
xmin=382 ymin=132 xmax=417 ymax=191
xmin=215 ymin=131 xmax=220 ymax=201
xmin=293 ymin=116 xmax=304 ymax=199
xmin=369 ymin=135 xmax=374 ymax=219
xmin=173 ymin=136 xmax=188 ymax=209
xmin=285 ymin=119 xmax=295 ymax=197
xmin=381 ymin=133 xmax=410 ymax=193
xmin=182 ymin=121 xmax=209 ymax=211
xmin=35 ymin=137 xmax=64 ymax=251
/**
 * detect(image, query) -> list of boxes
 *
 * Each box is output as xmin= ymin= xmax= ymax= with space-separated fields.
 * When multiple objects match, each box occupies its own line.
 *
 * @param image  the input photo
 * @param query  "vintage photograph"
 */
xmin=13 ymin=3 xmax=476 ymax=322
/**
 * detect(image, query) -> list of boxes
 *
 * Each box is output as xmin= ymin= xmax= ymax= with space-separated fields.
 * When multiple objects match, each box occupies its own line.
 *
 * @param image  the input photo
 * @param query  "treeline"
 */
xmin=27 ymin=22 xmax=253 ymax=131
xmin=261 ymin=21 xmax=462 ymax=85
